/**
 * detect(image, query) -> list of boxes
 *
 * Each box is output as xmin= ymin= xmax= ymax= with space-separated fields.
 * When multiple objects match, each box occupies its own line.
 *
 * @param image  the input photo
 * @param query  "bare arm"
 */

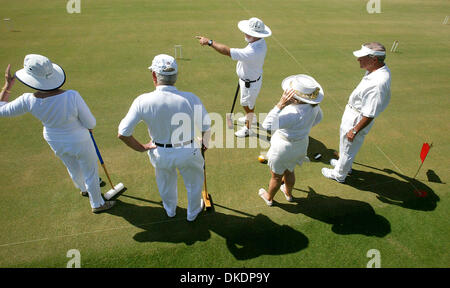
xmin=1 ymin=64 xmax=15 ymax=102
xmin=196 ymin=36 xmax=231 ymax=57
xmin=118 ymin=134 xmax=156 ymax=152
xmin=346 ymin=116 xmax=374 ymax=142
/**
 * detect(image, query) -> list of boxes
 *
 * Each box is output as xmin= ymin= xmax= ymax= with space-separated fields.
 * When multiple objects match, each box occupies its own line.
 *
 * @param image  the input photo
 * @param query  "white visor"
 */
xmin=353 ymin=45 xmax=386 ymax=58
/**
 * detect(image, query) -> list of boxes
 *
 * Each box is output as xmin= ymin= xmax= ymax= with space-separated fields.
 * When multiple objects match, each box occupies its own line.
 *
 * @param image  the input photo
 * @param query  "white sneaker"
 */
xmin=280 ymin=184 xmax=293 ymax=202
xmin=187 ymin=199 xmax=204 ymax=222
xmin=330 ymin=158 xmax=352 ymax=174
xmin=237 ymin=115 xmax=257 ymax=124
xmin=321 ymin=168 xmax=345 ymax=183
xmin=235 ymin=126 xmax=254 ymax=138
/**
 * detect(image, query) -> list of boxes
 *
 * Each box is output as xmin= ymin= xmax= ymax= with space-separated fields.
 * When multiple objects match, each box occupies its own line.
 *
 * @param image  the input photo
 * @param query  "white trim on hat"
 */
xmin=353 ymin=45 xmax=386 ymax=58
xmin=281 ymin=74 xmax=324 ymax=105
xmin=238 ymin=18 xmax=272 ymax=38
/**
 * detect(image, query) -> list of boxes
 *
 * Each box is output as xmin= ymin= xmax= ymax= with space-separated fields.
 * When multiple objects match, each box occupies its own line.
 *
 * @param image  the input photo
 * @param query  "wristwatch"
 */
xmin=352 ymin=128 xmax=358 ymax=135
xmin=208 ymin=39 xmax=213 ymax=46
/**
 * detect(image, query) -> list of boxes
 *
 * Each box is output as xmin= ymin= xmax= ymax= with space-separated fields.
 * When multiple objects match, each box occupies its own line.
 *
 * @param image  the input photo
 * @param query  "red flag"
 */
xmin=420 ymin=143 xmax=431 ymax=163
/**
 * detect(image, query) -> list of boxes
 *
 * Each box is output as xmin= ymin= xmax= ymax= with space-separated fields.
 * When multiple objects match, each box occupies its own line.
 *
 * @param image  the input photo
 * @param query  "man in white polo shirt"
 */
xmin=118 ymin=54 xmax=211 ymax=222
xmin=322 ymin=42 xmax=391 ymax=183
xmin=196 ymin=17 xmax=271 ymax=137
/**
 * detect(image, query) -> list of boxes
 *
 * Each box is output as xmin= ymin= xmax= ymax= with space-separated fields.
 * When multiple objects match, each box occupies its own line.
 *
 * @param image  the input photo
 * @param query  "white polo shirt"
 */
xmin=348 ymin=65 xmax=391 ymax=118
xmin=262 ymin=104 xmax=323 ymax=142
xmin=118 ymin=85 xmax=210 ymax=144
xmin=0 ymin=90 xmax=96 ymax=142
xmin=230 ymin=38 xmax=267 ymax=81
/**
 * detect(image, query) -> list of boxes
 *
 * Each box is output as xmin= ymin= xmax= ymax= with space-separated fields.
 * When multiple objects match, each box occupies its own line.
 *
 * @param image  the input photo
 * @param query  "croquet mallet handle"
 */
xmin=230 ymin=81 xmax=240 ymax=114
xmin=89 ymin=130 xmax=104 ymax=165
xmin=89 ymin=130 xmax=115 ymax=190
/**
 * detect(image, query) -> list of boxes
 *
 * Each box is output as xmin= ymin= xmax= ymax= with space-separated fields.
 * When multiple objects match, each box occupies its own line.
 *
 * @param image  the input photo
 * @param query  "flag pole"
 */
xmin=413 ymin=142 xmax=432 ymax=179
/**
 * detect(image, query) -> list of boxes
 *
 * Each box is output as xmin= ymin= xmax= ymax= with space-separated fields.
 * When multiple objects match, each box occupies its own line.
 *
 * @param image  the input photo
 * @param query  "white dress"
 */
xmin=262 ymin=103 xmax=323 ymax=174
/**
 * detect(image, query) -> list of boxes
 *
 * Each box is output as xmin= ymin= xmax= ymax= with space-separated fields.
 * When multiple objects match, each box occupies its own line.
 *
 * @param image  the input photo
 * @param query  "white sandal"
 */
xmin=280 ymin=184 xmax=293 ymax=202
xmin=258 ymin=188 xmax=273 ymax=206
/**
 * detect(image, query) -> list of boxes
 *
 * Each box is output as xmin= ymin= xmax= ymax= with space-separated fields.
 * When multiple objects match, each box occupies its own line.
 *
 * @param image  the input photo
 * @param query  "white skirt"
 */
xmin=267 ymin=131 xmax=308 ymax=175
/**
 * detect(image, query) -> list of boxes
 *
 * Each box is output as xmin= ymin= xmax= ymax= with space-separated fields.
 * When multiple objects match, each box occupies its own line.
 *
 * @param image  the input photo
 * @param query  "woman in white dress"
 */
xmin=259 ymin=74 xmax=324 ymax=206
xmin=0 ymin=54 xmax=114 ymax=213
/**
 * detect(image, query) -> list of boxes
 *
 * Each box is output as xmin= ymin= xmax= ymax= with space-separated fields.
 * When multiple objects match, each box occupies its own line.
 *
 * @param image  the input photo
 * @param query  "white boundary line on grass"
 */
xmin=0 ymin=216 xmax=198 ymax=248
xmin=0 ymin=176 xmax=402 ymax=249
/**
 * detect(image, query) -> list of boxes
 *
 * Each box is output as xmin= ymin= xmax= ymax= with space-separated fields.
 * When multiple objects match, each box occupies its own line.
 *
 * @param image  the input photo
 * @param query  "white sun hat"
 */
xmin=238 ymin=17 xmax=272 ymax=38
xmin=281 ymin=74 xmax=324 ymax=104
xmin=148 ymin=54 xmax=178 ymax=75
xmin=15 ymin=54 xmax=66 ymax=91
xmin=353 ymin=44 xmax=386 ymax=58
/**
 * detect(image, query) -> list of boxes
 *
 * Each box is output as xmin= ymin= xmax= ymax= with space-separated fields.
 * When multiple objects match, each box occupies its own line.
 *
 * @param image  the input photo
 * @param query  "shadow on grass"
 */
xmin=346 ymin=164 xmax=440 ymax=211
xmin=107 ymin=198 xmax=308 ymax=260
xmin=426 ymin=169 xmax=444 ymax=184
xmin=276 ymin=187 xmax=391 ymax=237
xmin=307 ymin=137 xmax=338 ymax=165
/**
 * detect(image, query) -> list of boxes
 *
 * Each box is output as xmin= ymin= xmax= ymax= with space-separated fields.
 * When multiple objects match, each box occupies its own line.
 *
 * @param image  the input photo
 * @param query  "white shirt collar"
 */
xmin=155 ymin=85 xmax=178 ymax=91
xmin=364 ymin=64 xmax=388 ymax=80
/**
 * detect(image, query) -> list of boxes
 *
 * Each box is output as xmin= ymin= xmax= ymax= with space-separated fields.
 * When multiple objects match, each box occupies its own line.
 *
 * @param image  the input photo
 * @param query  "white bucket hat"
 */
xmin=281 ymin=74 xmax=324 ymax=104
xmin=15 ymin=54 xmax=66 ymax=91
xmin=238 ymin=17 xmax=272 ymax=38
xmin=148 ymin=54 xmax=178 ymax=75
xmin=353 ymin=44 xmax=386 ymax=58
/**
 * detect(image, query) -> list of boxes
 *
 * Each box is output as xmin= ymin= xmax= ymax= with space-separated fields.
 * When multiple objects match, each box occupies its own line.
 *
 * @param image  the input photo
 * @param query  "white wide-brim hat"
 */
xmin=281 ymin=74 xmax=324 ymax=104
xmin=15 ymin=54 xmax=65 ymax=91
xmin=238 ymin=17 xmax=272 ymax=38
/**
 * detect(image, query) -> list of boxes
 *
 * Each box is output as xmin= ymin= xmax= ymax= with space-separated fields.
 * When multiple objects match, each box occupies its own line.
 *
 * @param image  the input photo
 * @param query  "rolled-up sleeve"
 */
xmin=0 ymin=95 xmax=30 ymax=117
xmin=230 ymin=46 xmax=255 ymax=62
xmin=118 ymin=98 xmax=142 ymax=136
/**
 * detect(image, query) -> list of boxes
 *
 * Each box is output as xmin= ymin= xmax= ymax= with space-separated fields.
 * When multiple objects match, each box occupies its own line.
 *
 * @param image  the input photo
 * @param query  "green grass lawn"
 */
xmin=0 ymin=0 xmax=449 ymax=268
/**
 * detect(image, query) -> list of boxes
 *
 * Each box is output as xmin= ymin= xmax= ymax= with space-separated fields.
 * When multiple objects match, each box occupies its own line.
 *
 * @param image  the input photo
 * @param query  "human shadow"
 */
xmin=107 ymin=199 xmax=309 ymax=260
xmin=307 ymin=137 xmax=337 ymax=165
xmin=346 ymin=164 xmax=440 ymax=211
xmin=276 ymin=187 xmax=391 ymax=237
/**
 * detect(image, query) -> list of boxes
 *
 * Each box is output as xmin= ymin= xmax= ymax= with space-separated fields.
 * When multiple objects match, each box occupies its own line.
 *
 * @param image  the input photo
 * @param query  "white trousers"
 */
xmin=333 ymin=105 xmax=374 ymax=181
xmin=148 ymin=146 xmax=204 ymax=221
xmin=47 ymin=139 xmax=105 ymax=209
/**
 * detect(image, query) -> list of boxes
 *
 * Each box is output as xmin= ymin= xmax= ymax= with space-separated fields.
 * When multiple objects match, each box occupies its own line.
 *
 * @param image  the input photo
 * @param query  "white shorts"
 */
xmin=239 ymin=77 xmax=262 ymax=110
xmin=267 ymin=132 xmax=308 ymax=175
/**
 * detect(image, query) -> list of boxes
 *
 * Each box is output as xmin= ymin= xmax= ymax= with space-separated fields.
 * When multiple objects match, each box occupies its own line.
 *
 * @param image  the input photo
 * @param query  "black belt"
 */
xmin=154 ymin=139 xmax=193 ymax=148
xmin=240 ymin=76 xmax=261 ymax=88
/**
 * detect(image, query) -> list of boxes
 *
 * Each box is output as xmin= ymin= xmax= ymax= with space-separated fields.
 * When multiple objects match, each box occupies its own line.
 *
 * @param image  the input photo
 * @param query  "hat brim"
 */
xmin=281 ymin=74 xmax=324 ymax=104
xmin=353 ymin=49 xmax=370 ymax=58
xmin=238 ymin=20 xmax=272 ymax=38
xmin=15 ymin=63 xmax=66 ymax=91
